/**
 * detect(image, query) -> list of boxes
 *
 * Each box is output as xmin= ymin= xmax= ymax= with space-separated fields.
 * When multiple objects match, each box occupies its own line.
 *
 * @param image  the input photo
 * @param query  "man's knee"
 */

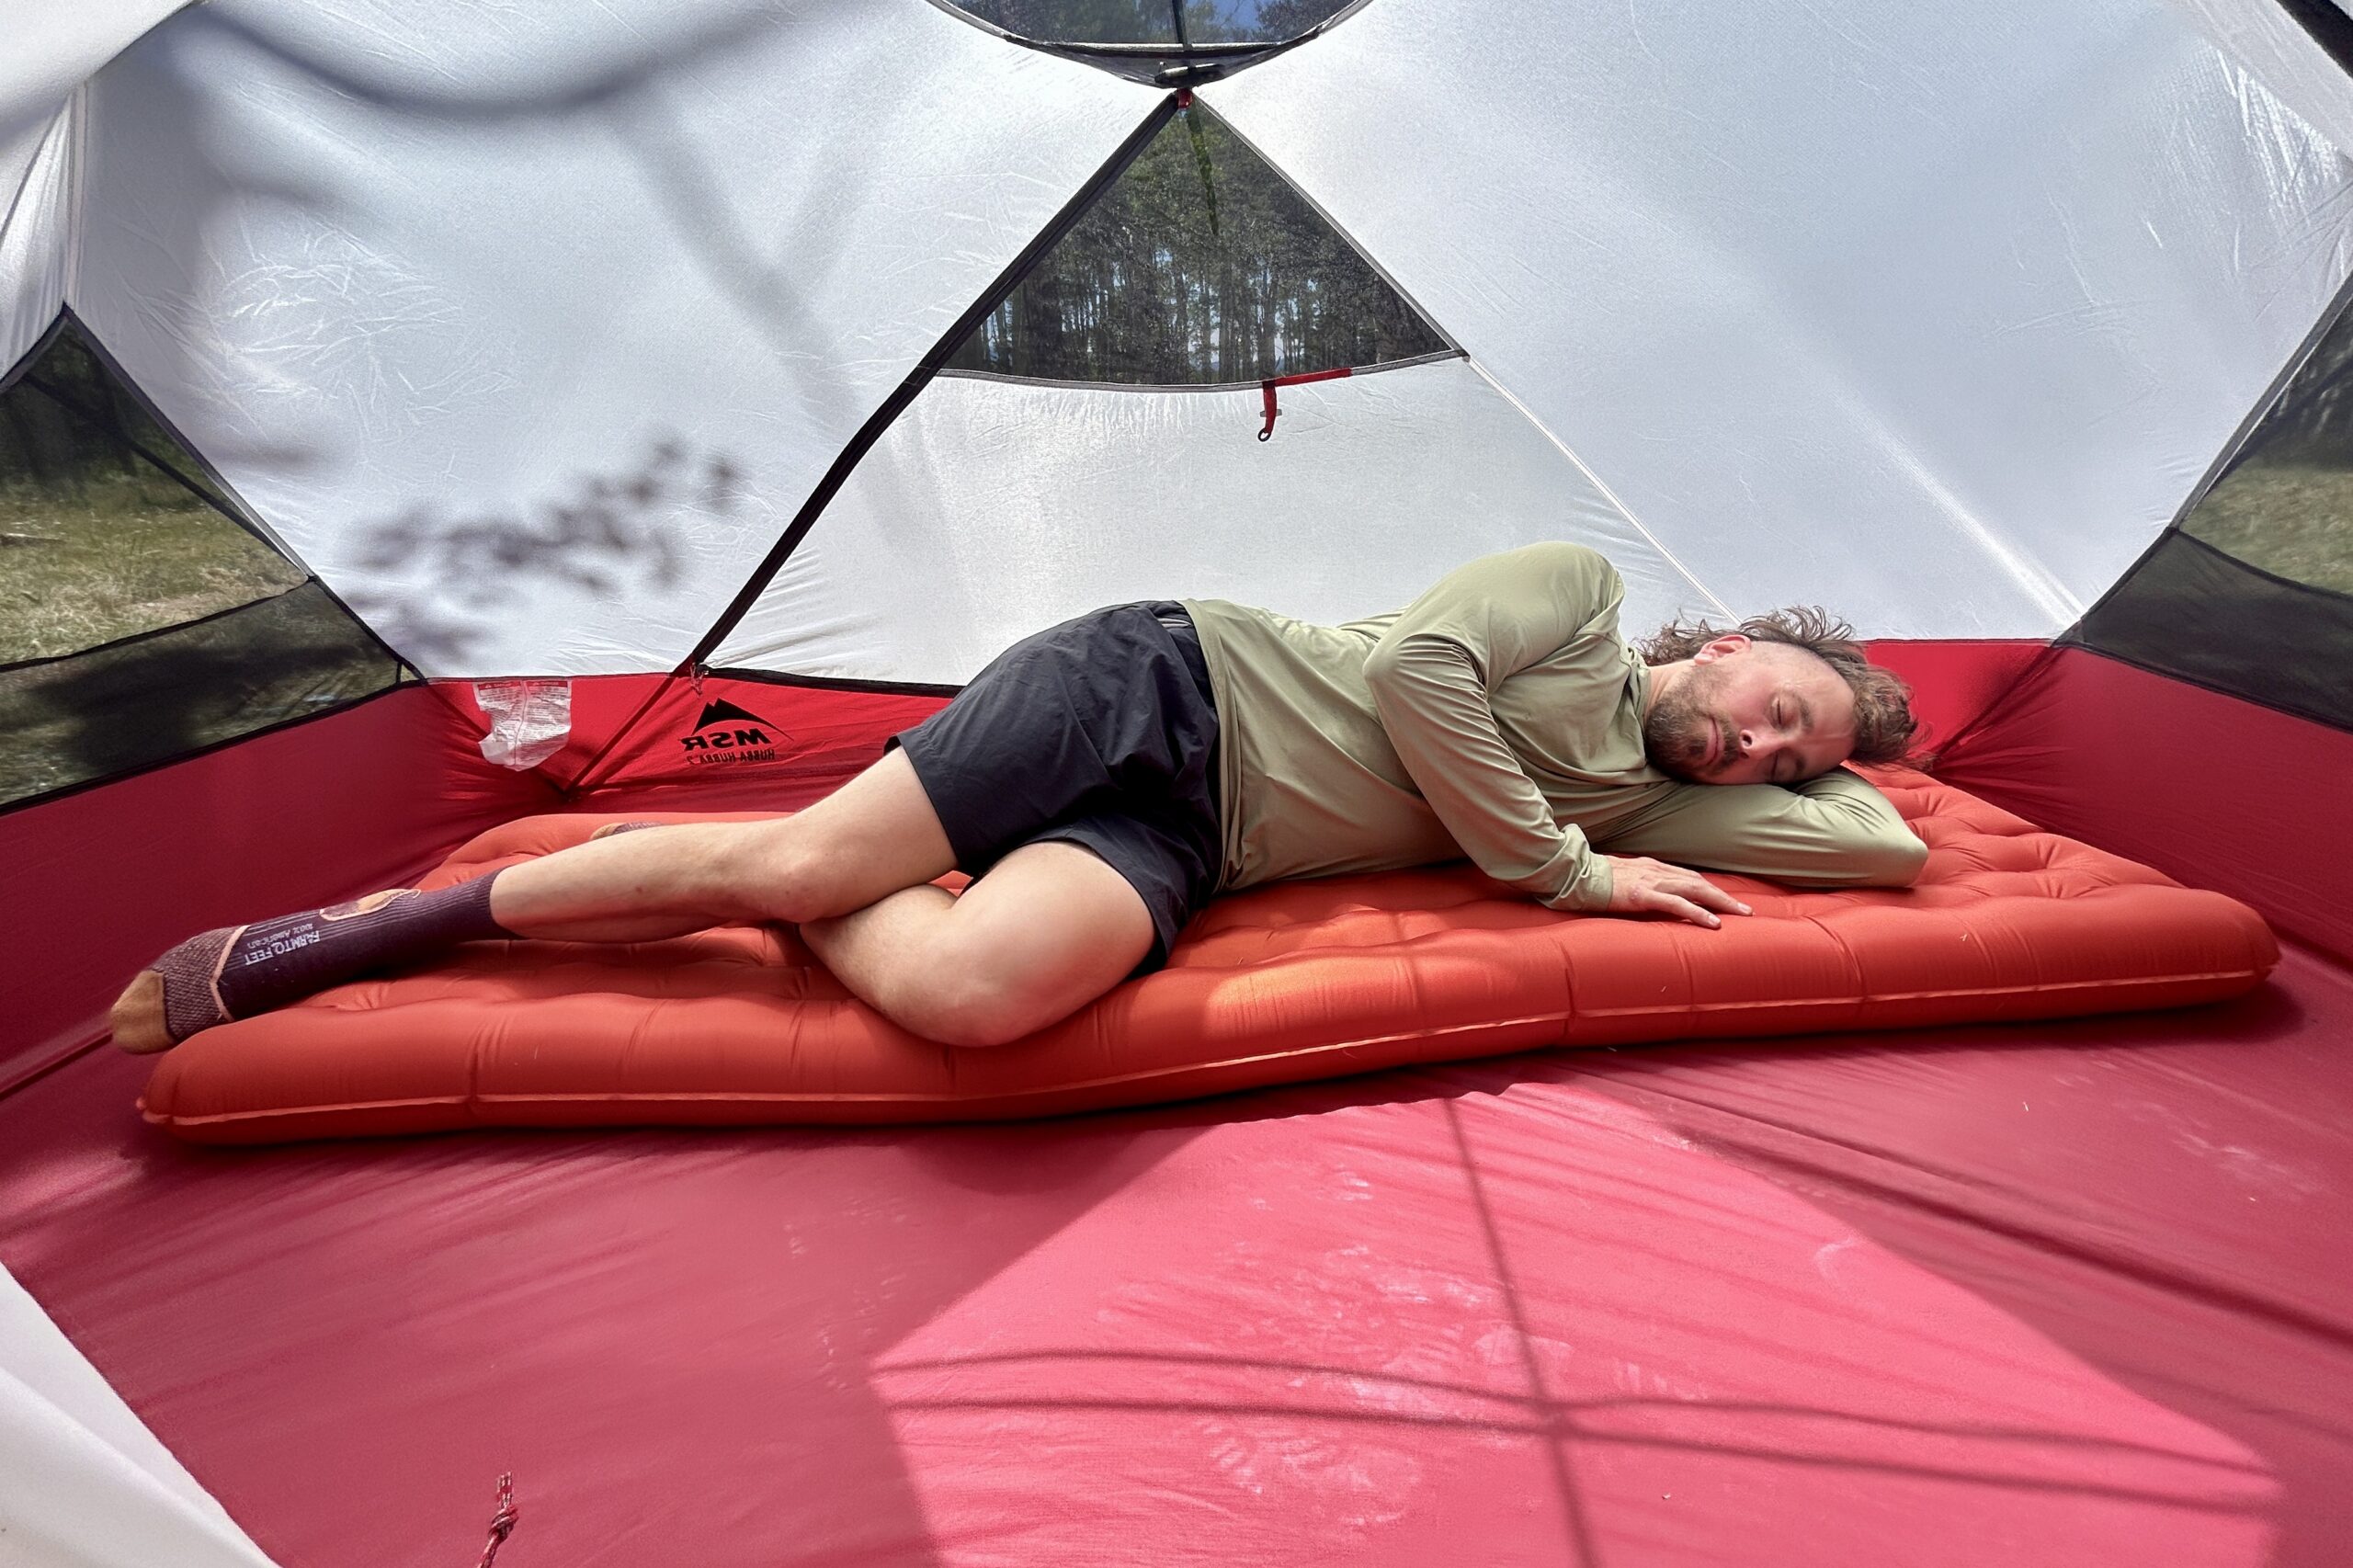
xmin=885 ymin=920 xmax=1101 ymax=1047
xmin=722 ymin=820 xmax=878 ymax=925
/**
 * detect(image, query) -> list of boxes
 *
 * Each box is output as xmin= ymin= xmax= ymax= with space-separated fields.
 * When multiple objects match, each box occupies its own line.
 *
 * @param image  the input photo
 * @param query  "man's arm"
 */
xmin=1360 ymin=541 xmax=1625 ymax=912
xmin=1597 ymin=767 xmax=1929 ymax=889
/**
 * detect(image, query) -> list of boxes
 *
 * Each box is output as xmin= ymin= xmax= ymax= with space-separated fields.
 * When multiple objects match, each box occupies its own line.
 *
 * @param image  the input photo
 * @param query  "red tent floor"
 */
xmin=3 ymin=944 xmax=2350 ymax=1568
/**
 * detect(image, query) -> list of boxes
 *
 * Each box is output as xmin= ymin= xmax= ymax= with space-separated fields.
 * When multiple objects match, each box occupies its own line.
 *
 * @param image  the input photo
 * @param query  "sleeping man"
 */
xmin=112 ymin=542 xmax=1927 ymax=1053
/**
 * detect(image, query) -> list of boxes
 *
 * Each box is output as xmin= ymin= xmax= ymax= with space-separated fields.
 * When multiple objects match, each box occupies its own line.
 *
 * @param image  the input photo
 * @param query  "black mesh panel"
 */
xmin=2177 ymin=300 xmax=2353 ymax=597
xmin=951 ymin=0 xmax=1176 ymax=44
xmin=2075 ymin=287 xmax=2353 ymax=732
xmin=1 ymin=317 xmax=405 ymax=806
xmin=2 ymin=318 xmax=299 ymax=663
xmin=946 ymin=1 xmax=1352 ymax=47
xmin=0 ymin=583 xmax=403 ymax=806
xmin=2074 ymin=531 xmax=2353 ymax=732
xmin=943 ymin=104 xmax=1447 ymax=384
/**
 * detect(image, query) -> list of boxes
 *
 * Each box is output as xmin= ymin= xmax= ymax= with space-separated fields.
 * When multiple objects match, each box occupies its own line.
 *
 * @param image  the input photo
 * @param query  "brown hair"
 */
xmin=1636 ymin=607 xmax=1921 ymax=767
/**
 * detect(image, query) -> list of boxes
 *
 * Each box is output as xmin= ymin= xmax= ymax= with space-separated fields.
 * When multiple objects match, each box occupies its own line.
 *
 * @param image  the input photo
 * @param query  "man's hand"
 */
xmin=1601 ymin=856 xmax=1751 ymax=929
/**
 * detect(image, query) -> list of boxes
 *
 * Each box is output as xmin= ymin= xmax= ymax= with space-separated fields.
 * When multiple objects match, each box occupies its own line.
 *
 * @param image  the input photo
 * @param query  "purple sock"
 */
xmin=147 ymin=874 xmax=511 ymax=1043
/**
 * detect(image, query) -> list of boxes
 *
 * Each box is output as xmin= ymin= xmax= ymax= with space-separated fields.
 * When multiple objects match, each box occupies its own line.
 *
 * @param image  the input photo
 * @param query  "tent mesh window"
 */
xmin=0 ymin=318 xmax=403 ymax=806
xmin=2177 ymin=308 xmax=2353 ymax=597
xmin=2076 ymin=301 xmax=2353 ymax=732
xmin=946 ymin=0 xmax=1353 ymax=47
xmin=943 ymin=103 xmax=1447 ymax=385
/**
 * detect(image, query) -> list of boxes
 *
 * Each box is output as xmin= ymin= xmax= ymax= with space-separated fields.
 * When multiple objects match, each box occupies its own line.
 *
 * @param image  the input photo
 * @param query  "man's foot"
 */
xmin=587 ymin=821 xmax=665 ymax=840
xmin=110 ymin=878 xmax=508 ymax=1055
xmin=111 ymin=926 xmax=246 ymax=1053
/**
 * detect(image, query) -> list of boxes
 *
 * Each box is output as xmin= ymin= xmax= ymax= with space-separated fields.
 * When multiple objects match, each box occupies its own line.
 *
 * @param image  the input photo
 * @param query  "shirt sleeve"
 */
xmin=1596 ymin=767 xmax=1929 ymax=888
xmin=1361 ymin=541 xmax=1624 ymax=913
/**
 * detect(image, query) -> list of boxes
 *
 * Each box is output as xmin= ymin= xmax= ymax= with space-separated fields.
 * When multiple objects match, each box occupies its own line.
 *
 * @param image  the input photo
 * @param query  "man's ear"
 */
xmin=1692 ymin=633 xmax=1751 ymax=665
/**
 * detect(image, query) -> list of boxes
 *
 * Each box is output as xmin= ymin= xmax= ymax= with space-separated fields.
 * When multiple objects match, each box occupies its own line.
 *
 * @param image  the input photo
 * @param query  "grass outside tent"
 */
xmin=0 ymin=472 xmax=395 ymax=806
xmin=0 ymin=471 xmax=303 ymax=664
xmin=2181 ymin=460 xmax=2353 ymax=596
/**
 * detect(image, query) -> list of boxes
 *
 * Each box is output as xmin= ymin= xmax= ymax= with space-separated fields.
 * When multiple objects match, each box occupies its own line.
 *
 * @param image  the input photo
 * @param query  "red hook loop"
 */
xmin=1256 ymin=367 xmax=1354 ymax=441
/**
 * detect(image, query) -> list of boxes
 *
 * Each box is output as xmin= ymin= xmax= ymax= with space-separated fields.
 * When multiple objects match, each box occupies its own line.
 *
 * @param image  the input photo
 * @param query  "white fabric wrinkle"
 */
xmin=0 ymin=106 xmax=74 ymax=372
xmin=2170 ymin=0 xmax=2353 ymax=161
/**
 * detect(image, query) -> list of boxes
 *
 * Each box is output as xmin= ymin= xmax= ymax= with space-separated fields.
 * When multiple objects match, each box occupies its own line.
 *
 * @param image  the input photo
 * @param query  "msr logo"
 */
xmin=677 ymin=698 xmax=782 ymax=767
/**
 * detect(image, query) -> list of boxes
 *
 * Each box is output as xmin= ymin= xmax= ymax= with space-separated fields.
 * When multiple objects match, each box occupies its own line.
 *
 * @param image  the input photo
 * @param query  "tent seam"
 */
xmin=2160 ymin=520 xmax=2353 ymax=608
xmin=2048 ymin=639 xmax=2353 ymax=737
xmin=1460 ymin=356 xmax=1733 ymax=620
xmin=0 ymin=582 xmax=314 ymax=675
xmin=0 ymin=312 xmax=67 ymax=399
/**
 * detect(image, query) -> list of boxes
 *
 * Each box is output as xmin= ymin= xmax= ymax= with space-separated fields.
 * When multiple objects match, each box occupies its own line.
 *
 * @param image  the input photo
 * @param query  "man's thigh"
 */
xmin=742 ymin=747 xmax=960 ymax=919
xmin=941 ymin=839 xmax=1156 ymax=1032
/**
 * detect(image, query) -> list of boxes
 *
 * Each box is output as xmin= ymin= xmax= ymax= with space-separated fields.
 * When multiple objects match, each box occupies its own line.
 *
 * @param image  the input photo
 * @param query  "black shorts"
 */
xmin=889 ymin=601 xmax=1222 ymax=974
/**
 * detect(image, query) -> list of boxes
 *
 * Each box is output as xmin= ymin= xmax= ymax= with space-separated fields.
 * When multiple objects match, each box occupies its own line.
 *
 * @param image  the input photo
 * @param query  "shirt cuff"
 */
xmin=1541 ymin=848 xmax=1613 ymax=913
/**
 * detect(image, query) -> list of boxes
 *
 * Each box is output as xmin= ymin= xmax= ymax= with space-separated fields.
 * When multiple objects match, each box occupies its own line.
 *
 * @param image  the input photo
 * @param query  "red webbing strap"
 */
xmin=1257 ymin=366 xmax=1353 ymax=440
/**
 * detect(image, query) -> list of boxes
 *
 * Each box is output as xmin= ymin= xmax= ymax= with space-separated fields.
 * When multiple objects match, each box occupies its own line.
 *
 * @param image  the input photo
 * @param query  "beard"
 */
xmin=1644 ymin=665 xmax=1733 ymax=784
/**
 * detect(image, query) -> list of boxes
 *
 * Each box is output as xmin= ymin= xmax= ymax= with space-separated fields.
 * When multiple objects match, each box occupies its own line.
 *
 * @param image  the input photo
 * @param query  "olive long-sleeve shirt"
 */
xmin=1180 ymin=542 xmax=1927 ymax=908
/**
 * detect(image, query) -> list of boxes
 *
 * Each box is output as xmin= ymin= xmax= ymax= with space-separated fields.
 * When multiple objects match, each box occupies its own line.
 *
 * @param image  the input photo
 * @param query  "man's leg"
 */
xmin=486 ymin=748 xmax=956 ymax=938
xmin=800 ymin=839 xmax=1156 ymax=1048
xmin=111 ymin=749 xmax=959 ymax=1051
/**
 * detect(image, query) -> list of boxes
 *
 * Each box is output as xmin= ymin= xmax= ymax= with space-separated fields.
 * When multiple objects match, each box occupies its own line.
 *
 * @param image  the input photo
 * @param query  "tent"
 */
xmin=5 ymin=0 xmax=2352 ymax=1561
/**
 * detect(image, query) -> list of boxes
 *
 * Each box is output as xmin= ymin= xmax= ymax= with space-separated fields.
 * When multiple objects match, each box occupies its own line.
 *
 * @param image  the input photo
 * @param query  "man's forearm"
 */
xmin=1596 ymin=768 xmax=1927 ymax=889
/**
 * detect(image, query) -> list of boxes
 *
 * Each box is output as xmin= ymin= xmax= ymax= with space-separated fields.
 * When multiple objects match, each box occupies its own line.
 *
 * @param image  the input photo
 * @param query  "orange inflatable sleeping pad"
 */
xmin=139 ymin=767 xmax=2278 ymax=1143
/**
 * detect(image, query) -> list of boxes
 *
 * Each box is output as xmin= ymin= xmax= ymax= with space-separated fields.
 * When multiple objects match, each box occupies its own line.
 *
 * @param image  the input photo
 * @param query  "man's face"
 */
xmin=1644 ymin=637 xmax=1859 ymax=787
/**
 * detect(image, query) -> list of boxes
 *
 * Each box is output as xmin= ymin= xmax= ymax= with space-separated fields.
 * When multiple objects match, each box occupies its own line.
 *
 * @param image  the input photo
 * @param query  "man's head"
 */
xmin=1636 ymin=608 xmax=1918 ymax=787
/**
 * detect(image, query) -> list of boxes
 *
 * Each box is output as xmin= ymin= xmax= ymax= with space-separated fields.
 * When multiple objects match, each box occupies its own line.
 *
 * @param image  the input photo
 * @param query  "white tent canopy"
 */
xmin=716 ymin=358 xmax=1717 ymax=683
xmin=10 ymin=0 xmax=2352 ymax=678
xmin=1207 ymin=0 xmax=2353 ymax=640
xmin=1 ymin=1 xmax=190 ymax=372
xmin=59 ymin=0 xmax=1154 ymax=674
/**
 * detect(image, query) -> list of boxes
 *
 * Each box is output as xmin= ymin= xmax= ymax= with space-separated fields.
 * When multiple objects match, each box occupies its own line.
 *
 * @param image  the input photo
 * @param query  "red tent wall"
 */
xmin=1935 ymin=648 xmax=2353 ymax=968
xmin=0 ymin=687 xmax=548 ymax=1094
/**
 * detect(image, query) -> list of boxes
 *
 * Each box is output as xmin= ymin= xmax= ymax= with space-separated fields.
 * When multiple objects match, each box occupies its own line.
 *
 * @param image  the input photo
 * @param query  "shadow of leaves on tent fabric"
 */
xmin=344 ymin=439 xmax=740 ymax=668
